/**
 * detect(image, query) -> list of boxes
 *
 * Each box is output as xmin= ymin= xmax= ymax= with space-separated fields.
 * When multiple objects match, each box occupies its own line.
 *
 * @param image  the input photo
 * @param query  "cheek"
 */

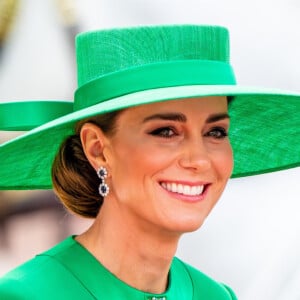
xmin=110 ymin=139 xmax=175 ymax=186
xmin=212 ymin=143 xmax=234 ymax=179
xmin=114 ymin=135 xmax=176 ymax=169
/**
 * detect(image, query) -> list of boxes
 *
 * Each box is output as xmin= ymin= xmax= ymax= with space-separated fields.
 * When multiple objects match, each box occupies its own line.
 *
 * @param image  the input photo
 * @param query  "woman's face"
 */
xmin=104 ymin=97 xmax=233 ymax=235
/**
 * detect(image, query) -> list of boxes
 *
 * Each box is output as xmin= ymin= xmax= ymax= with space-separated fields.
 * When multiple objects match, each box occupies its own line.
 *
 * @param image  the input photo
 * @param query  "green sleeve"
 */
xmin=0 ymin=277 xmax=33 ymax=300
xmin=0 ymin=255 xmax=95 ymax=300
xmin=222 ymin=284 xmax=238 ymax=300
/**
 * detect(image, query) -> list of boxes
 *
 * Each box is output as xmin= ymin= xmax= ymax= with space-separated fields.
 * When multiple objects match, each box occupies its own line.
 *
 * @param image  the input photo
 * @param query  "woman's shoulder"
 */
xmin=173 ymin=257 xmax=238 ymax=299
xmin=0 ymin=236 xmax=92 ymax=300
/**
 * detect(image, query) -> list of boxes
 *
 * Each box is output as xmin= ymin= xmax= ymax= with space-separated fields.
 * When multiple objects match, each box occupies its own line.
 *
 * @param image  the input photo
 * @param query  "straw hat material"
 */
xmin=0 ymin=24 xmax=300 ymax=190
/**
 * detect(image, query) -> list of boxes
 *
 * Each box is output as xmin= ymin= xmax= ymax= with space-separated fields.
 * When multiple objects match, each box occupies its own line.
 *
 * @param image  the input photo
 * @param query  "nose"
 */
xmin=178 ymin=137 xmax=212 ymax=172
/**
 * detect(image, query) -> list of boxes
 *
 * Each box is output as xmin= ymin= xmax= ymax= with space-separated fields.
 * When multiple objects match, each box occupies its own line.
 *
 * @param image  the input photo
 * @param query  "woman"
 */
xmin=0 ymin=24 xmax=299 ymax=299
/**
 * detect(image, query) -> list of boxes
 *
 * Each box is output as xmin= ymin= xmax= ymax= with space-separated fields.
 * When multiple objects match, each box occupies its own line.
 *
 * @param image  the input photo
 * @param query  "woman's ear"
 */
xmin=80 ymin=123 xmax=107 ymax=171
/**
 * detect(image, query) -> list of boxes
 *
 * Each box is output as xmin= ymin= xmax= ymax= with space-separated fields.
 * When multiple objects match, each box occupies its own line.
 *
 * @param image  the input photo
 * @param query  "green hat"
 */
xmin=1 ymin=24 xmax=300 ymax=190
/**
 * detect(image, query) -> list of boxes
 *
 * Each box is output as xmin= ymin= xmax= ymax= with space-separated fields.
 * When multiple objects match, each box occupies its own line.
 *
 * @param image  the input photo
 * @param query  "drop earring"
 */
xmin=97 ymin=166 xmax=109 ymax=197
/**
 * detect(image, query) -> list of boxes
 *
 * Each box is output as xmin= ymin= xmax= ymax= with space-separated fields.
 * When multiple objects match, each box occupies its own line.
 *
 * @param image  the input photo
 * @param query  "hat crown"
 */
xmin=76 ymin=25 xmax=230 ymax=87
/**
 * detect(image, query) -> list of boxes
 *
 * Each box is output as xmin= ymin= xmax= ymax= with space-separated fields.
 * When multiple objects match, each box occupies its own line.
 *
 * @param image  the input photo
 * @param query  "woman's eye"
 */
xmin=205 ymin=127 xmax=228 ymax=139
xmin=149 ymin=127 xmax=176 ymax=138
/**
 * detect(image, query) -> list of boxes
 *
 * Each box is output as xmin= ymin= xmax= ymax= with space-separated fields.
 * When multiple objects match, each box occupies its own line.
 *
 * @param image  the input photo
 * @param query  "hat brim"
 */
xmin=1 ymin=84 xmax=300 ymax=190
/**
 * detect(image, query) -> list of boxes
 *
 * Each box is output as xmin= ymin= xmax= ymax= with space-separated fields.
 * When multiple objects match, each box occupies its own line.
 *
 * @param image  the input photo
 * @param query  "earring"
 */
xmin=97 ymin=166 xmax=110 ymax=197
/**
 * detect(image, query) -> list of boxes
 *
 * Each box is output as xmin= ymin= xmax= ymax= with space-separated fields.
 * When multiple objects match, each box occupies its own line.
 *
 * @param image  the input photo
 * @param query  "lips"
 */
xmin=160 ymin=182 xmax=205 ymax=196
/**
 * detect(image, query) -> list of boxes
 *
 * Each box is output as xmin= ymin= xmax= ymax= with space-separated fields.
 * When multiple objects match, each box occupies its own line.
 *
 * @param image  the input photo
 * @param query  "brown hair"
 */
xmin=51 ymin=111 xmax=122 ymax=218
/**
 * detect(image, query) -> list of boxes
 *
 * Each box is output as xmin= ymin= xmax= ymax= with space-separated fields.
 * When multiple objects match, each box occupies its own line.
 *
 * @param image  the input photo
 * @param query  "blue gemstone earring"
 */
xmin=97 ymin=166 xmax=109 ymax=197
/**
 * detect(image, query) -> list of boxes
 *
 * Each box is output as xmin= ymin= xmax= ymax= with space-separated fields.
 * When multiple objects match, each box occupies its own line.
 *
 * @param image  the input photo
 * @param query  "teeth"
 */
xmin=161 ymin=182 xmax=204 ymax=196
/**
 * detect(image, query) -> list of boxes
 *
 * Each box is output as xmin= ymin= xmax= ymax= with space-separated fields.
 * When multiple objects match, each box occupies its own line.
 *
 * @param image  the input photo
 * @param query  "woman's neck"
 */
xmin=76 ymin=201 xmax=180 ymax=294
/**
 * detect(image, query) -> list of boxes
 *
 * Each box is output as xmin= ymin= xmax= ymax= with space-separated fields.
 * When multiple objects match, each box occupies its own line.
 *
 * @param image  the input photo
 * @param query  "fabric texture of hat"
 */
xmin=0 ymin=24 xmax=300 ymax=190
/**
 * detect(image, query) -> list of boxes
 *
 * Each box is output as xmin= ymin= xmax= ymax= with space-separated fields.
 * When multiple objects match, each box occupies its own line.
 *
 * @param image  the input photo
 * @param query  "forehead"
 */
xmin=123 ymin=96 xmax=228 ymax=116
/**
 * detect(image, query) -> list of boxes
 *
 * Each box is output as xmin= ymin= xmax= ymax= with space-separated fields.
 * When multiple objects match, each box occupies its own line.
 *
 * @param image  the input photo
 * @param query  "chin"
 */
xmin=169 ymin=216 xmax=207 ymax=234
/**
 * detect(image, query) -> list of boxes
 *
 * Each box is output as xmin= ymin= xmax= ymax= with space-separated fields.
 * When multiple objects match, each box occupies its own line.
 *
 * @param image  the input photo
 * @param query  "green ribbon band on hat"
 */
xmin=74 ymin=60 xmax=236 ymax=111
xmin=0 ymin=101 xmax=73 ymax=131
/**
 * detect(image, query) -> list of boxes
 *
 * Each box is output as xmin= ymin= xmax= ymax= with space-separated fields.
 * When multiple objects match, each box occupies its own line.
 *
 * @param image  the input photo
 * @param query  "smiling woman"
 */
xmin=79 ymin=97 xmax=232 ymax=235
xmin=0 ymin=24 xmax=300 ymax=299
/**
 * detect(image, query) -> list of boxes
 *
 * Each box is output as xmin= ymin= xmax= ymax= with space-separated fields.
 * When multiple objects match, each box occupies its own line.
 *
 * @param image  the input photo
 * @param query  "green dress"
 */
xmin=0 ymin=236 xmax=237 ymax=299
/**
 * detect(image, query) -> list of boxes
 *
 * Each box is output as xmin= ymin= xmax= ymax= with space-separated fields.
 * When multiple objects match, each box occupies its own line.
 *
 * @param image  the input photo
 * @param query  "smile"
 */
xmin=160 ymin=182 xmax=205 ymax=196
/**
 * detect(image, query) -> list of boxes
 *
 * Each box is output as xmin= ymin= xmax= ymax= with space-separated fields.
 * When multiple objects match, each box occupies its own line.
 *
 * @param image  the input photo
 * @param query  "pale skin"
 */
xmin=76 ymin=96 xmax=233 ymax=294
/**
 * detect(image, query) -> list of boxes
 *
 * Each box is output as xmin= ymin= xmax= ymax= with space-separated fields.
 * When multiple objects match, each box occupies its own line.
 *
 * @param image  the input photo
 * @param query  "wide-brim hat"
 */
xmin=1 ymin=24 xmax=300 ymax=190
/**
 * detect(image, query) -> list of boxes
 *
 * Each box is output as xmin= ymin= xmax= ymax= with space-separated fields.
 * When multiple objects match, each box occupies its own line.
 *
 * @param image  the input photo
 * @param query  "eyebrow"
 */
xmin=206 ymin=113 xmax=230 ymax=123
xmin=142 ymin=113 xmax=187 ymax=123
xmin=142 ymin=112 xmax=230 ymax=123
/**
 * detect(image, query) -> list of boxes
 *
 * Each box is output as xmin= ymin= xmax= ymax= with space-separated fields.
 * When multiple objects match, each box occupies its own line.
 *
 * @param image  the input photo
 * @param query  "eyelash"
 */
xmin=149 ymin=126 xmax=228 ymax=139
xmin=204 ymin=127 xmax=228 ymax=139
xmin=149 ymin=127 xmax=177 ymax=138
